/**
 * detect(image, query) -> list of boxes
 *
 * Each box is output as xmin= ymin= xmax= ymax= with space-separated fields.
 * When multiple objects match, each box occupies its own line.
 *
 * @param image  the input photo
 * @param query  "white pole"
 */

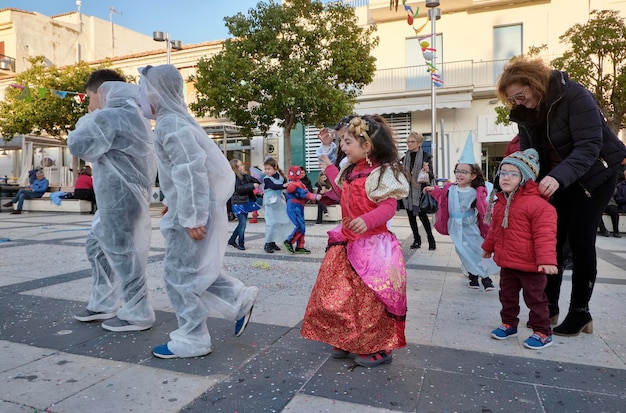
xmin=428 ymin=8 xmax=438 ymax=177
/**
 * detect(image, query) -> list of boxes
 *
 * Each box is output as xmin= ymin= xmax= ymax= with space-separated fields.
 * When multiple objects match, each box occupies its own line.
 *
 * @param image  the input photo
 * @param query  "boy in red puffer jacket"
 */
xmin=482 ymin=149 xmax=558 ymax=350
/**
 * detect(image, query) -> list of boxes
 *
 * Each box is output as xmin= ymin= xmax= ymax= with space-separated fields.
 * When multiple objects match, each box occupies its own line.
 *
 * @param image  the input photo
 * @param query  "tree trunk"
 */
xmin=283 ymin=127 xmax=292 ymax=170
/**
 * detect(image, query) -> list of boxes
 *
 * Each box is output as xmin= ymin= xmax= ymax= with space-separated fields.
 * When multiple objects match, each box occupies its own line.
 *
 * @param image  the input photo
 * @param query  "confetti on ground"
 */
xmin=252 ymin=261 xmax=271 ymax=270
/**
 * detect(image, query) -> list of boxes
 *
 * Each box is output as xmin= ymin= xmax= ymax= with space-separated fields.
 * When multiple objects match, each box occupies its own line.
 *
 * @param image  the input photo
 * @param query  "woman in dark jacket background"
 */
xmin=228 ymin=159 xmax=260 ymax=250
xmin=497 ymin=56 xmax=626 ymax=336
xmin=401 ymin=131 xmax=436 ymax=250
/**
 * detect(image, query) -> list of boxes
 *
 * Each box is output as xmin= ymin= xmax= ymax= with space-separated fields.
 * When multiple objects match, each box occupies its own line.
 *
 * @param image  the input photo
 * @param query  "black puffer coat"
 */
xmin=231 ymin=173 xmax=259 ymax=205
xmin=511 ymin=70 xmax=626 ymax=195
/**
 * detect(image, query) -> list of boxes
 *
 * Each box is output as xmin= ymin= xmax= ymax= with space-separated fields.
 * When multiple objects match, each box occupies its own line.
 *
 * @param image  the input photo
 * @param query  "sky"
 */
xmin=0 ymin=0 xmax=270 ymax=44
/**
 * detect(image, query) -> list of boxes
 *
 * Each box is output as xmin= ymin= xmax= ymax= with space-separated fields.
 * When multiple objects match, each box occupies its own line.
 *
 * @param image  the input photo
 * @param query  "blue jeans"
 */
xmin=229 ymin=213 xmax=248 ymax=246
xmin=11 ymin=189 xmax=43 ymax=210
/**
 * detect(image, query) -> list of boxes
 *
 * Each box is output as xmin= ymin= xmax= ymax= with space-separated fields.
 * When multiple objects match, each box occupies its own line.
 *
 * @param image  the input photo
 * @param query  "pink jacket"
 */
xmin=430 ymin=182 xmax=490 ymax=239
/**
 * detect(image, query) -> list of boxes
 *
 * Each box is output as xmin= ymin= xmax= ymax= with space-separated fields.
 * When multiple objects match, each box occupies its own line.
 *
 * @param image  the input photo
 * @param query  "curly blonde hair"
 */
xmin=496 ymin=56 xmax=552 ymax=110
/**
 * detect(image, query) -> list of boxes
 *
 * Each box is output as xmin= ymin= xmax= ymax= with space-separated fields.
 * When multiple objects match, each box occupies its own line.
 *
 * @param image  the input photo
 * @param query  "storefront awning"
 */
xmin=354 ymin=92 xmax=472 ymax=115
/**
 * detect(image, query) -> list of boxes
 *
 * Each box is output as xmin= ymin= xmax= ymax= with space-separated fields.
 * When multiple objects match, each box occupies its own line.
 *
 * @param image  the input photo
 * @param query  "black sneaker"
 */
xmin=468 ymin=275 xmax=480 ymax=289
xmin=271 ymin=242 xmax=281 ymax=251
xmin=481 ymin=277 xmax=495 ymax=291
xmin=264 ymin=243 xmax=274 ymax=253
xmin=294 ymin=247 xmax=311 ymax=254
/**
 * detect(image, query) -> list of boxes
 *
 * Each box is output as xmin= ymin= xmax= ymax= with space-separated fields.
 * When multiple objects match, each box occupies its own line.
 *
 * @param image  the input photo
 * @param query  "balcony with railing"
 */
xmin=0 ymin=54 xmax=16 ymax=72
xmin=360 ymin=58 xmax=508 ymax=99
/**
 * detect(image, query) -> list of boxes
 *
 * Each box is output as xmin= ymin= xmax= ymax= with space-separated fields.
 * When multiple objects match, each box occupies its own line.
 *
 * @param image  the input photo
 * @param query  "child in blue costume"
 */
xmin=284 ymin=166 xmax=322 ymax=254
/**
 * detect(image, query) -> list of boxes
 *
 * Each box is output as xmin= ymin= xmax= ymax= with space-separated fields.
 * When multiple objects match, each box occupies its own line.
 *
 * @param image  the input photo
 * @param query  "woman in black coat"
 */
xmin=497 ymin=57 xmax=626 ymax=336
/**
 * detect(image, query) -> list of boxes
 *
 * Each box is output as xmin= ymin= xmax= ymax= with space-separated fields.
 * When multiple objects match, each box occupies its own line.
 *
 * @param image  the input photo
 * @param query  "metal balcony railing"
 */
xmin=0 ymin=54 xmax=16 ymax=72
xmin=361 ymin=58 xmax=509 ymax=97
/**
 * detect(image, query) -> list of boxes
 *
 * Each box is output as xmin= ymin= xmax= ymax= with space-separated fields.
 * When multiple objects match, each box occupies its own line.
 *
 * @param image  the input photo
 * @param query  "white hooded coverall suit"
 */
xmin=68 ymin=81 xmax=157 ymax=327
xmin=138 ymin=64 xmax=258 ymax=357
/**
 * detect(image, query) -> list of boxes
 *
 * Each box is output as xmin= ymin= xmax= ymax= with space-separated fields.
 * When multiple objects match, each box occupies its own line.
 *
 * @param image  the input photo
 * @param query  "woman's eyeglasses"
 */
xmin=507 ymin=87 xmax=527 ymax=104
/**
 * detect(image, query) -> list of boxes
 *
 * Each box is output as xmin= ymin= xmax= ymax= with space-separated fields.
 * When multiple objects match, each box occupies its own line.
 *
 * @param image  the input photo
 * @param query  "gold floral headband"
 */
xmin=348 ymin=117 xmax=371 ymax=144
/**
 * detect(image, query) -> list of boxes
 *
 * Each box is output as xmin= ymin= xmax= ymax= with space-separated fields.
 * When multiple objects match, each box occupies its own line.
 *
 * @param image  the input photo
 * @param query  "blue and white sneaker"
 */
xmin=523 ymin=332 xmax=553 ymax=350
xmin=235 ymin=305 xmax=254 ymax=337
xmin=491 ymin=324 xmax=518 ymax=340
xmin=152 ymin=344 xmax=178 ymax=359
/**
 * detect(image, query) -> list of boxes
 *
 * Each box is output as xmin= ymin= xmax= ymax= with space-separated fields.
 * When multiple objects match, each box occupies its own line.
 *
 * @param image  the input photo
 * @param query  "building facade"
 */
xmin=1 ymin=1 xmax=626 ymax=184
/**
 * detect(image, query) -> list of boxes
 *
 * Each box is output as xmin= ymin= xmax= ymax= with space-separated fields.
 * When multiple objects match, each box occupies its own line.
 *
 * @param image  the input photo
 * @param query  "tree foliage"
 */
xmin=190 ymin=0 xmax=378 ymax=167
xmin=0 ymin=56 xmax=117 ymax=142
xmin=551 ymin=9 xmax=626 ymax=134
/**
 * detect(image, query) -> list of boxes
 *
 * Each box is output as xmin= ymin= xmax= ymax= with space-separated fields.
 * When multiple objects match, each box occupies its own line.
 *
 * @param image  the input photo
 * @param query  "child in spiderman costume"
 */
xmin=284 ymin=166 xmax=322 ymax=254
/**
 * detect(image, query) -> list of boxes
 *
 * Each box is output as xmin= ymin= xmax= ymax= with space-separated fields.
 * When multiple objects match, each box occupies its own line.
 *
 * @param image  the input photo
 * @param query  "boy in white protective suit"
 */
xmin=69 ymin=70 xmax=158 ymax=332
xmin=137 ymin=64 xmax=258 ymax=359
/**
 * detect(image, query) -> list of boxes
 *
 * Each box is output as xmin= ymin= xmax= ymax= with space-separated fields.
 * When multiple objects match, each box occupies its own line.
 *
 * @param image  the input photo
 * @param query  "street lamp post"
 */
xmin=153 ymin=31 xmax=183 ymax=64
xmin=426 ymin=0 xmax=441 ymax=178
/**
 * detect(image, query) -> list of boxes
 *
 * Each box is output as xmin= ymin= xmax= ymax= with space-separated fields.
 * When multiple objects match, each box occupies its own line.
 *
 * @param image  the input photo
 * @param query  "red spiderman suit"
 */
xmin=284 ymin=166 xmax=321 ymax=254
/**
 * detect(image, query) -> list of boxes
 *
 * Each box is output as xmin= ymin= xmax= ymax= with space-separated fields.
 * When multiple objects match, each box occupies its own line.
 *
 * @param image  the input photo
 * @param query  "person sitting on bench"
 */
xmin=2 ymin=170 xmax=49 ymax=214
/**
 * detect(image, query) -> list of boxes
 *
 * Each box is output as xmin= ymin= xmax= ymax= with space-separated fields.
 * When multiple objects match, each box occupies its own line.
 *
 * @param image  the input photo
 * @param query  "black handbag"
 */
xmin=419 ymin=192 xmax=438 ymax=214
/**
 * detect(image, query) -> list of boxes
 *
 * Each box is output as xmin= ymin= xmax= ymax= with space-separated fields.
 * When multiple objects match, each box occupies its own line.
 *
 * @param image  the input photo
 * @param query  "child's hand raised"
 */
xmin=319 ymin=154 xmax=332 ymax=168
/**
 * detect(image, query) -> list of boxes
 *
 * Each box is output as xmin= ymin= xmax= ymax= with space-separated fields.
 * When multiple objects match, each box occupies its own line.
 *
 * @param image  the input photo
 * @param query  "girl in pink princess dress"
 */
xmin=301 ymin=115 xmax=410 ymax=368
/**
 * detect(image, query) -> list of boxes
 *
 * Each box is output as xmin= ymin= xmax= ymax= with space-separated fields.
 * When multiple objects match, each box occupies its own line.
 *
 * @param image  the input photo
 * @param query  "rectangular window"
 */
xmin=493 ymin=24 xmax=522 ymax=78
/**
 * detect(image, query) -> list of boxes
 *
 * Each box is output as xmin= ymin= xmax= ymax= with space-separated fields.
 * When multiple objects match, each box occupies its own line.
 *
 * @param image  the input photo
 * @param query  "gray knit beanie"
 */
xmin=500 ymin=148 xmax=540 ymax=184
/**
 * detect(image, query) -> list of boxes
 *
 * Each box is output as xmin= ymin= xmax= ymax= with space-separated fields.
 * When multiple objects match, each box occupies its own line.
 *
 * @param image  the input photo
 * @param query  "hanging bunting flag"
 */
xmin=396 ymin=5 xmax=444 ymax=87
xmin=412 ymin=19 xmax=429 ymax=35
xmin=9 ymin=83 xmax=86 ymax=103
xmin=53 ymin=90 xmax=68 ymax=99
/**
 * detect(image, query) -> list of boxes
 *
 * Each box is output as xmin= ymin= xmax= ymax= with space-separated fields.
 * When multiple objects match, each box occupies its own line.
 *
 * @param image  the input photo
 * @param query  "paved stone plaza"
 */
xmin=1 ymin=208 xmax=625 ymax=412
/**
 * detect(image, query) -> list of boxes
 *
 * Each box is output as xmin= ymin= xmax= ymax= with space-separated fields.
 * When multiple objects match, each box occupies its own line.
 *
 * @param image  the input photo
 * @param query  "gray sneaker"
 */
xmin=101 ymin=317 xmax=152 ymax=332
xmin=74 ymin=309 xmax=116 ymax=322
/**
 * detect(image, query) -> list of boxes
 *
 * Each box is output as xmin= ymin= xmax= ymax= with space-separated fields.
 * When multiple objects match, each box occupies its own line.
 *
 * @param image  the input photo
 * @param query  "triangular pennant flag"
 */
xmin=413 ymin=19 xmax=429 ymax=35
xmin=53 ymin=90 xmax=68 ymax=99
xmin=17 ymin=86 xmax=32 ymax=102
xmin=38 ymin=88 xmax=47 ymax=98
xmin=78 ymin=93 xmax=86 ymax=103
xmin=10 ymin=83 xmax=24 ymax=90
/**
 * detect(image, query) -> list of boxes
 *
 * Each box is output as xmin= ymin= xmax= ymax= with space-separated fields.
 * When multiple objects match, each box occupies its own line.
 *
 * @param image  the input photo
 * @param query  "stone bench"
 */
xmin=14 ymin=189 xmax=93 ymax=214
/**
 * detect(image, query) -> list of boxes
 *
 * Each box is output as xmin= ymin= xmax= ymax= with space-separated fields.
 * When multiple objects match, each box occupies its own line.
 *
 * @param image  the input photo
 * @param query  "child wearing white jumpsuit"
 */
xmin=69 ymin=79 xmax=157 ymax=332
xmin=138 ymin=64 xmax=258 ymax=359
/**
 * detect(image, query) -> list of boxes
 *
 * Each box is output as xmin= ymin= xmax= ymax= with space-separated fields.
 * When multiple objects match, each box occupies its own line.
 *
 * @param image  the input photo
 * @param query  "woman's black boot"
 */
xmin=410 ymin=234 xmax=422 ymax=249
xmin=427 ymin=235 xmax=436 ymax=250
xmin=553 ymin=307 xmax=593 ymax=337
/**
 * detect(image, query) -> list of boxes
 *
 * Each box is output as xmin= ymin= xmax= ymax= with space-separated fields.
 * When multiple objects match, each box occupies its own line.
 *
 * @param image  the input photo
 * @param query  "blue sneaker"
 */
xmin=235 ymin=305 xmax=253 ymax=337
xmin=523 ymin=332 xmax=553 ymax=350
xmin=152 ymin=344 xmax=178 ymax=359
xmin=491 ymin=324 xmax=518 ymax=340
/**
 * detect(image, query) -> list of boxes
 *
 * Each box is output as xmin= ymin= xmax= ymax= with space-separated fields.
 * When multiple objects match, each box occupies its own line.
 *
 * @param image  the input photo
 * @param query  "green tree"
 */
xmin=190 ymin=0 xmax=378 ymax=167
xmin=551 ymin=9 xmax=626 ymax=134
xmin=0 ymin=56 xmax=117 ymax=142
